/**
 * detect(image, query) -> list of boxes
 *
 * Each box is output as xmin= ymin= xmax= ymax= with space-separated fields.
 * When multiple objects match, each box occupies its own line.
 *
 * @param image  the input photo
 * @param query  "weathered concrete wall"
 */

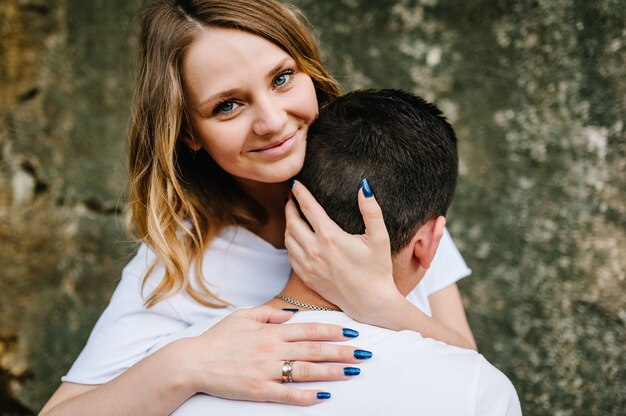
xmin=1 ymin=0 xmax=624 ymax=414
xmin=0 ymin=0 xmax=140 ymax=413
xmin=294 ymin=1 xmax=626 ymax=414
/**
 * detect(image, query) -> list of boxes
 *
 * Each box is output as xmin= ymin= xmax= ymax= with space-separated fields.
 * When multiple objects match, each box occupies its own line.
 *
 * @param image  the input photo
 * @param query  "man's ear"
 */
xmin=182 ymin=135 xmax=203 ymax=151
xmin=412 ymin=216 xmax=446 ymax=269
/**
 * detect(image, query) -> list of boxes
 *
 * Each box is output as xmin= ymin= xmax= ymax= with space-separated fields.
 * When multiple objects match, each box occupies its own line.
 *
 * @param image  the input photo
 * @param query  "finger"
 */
xmin=284 ymin=226 xmax=305 ymax=257
xmin=357 ymin=178 xmax=390 ymax=243
xmin=290 ymin=361 xmax=360 ymax=382
xmin=284 ymin=234 xmax=306 ymax=272
xmin=285 ymin=342 xmax=368 ymax=364
xmin=238 ymin=305 xmax=295 ymax=324
xmin=285 ymin=199 xmax=326 ymax=285
xmin=286 ymin=254 xmax=304 ymax=277
xmin=290 ymin=180 xmax=344 ymax=234
xmin=277 ymin=322 xmax=358 ymax=342
xmin=258 ymin=383 xmax=332 ymax=406
xmin=285 ymin=197 xmax=317 ymax=248
xmin=284 ymin=209 xmax=312 ymax=280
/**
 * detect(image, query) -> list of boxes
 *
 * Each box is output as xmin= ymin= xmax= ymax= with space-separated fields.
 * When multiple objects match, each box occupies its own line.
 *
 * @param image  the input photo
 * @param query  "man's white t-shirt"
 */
xmin=154 ymin=311 xmax=521 ymax=416
xmin=63 ymin=226 xmax=471 ymax=384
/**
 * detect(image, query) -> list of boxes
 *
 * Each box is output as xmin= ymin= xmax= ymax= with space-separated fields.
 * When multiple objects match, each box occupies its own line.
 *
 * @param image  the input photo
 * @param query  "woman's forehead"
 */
xmin=183 ymin=27 xmax=294 ymax=104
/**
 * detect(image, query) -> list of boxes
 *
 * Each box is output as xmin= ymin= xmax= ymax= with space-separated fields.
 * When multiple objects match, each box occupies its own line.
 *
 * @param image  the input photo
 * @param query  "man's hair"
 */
xmin=298 ymin=89 xmax=458 ymax=254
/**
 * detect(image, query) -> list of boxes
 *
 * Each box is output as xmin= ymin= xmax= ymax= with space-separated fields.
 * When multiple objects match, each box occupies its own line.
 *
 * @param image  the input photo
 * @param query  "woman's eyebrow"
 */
xmin=197 ymin=88 xmax=243 ymax=110
xmin=267 ymin=57 xmax=293 ymax=79
xmin=196 ymin=57 xmax=294 ymax=110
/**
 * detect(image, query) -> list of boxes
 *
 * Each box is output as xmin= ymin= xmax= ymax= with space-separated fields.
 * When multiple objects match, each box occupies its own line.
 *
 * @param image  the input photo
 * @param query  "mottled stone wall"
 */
xmin=0 ymin=0 xmax=140 ymax=414
xmin=1 ymin=0 xmax=624 ymax=415
xmin=293 ymin=1 xmax=626 ymax=414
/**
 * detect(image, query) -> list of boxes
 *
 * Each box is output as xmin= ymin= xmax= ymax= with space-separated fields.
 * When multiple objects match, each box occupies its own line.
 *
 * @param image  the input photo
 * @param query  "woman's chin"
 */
xmin=266 ymin=158 xmax=305 ymax=183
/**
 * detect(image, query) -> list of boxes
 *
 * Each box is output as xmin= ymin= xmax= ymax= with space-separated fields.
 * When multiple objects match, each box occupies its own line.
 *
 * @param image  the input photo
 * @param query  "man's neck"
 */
xmin=266 ymin=273 xmax=340 ymax=311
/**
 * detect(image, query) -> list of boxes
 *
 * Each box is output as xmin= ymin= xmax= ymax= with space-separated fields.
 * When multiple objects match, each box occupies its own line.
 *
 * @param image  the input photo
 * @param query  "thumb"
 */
xmin=240 ymin=305 xmax=294 ymax=324
xmin=358 ymin=178 xmax=389 ymax=242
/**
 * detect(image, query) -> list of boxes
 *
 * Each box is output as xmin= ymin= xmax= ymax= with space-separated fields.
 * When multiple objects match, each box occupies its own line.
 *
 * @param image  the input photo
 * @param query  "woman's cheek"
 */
xmin=299 ymin=75 xmax=319 ymax=122
xmin=199 ymin=125 xmax=239 ymax=163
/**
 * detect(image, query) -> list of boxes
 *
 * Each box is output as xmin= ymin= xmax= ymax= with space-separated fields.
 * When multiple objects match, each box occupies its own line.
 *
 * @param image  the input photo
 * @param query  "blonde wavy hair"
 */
xmin=128 ymin=0 xmax=341 ymax=308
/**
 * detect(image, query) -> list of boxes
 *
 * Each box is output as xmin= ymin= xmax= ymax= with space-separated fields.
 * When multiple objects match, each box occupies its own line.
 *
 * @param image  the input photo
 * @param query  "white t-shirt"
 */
xmin=156 ymin=312 xmax=521 ymax=416
xmin=63 ymin=226 xmax=471 ymax=384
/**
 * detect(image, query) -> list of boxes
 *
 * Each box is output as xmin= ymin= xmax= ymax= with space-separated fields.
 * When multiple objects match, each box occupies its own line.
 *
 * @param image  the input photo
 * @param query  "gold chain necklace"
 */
xmin=274 ymin=295 xmax=341 ymax=312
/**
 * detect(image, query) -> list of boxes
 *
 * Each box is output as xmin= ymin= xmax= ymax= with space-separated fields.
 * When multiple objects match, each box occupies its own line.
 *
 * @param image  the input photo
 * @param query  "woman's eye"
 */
xmin=214 ymin=100 xmax=238 ymax=115
xmin=274 ymin=70 xmax=295 ymax=88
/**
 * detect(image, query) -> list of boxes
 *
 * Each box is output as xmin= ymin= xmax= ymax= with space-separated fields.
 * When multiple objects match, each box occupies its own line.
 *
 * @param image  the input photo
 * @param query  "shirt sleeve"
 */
xmin=419 ymin=227 xmax=472 ymax=296
xmin=474 ymin=357 xmax=523 ymax=416
xmin=62 ymin=243 xmax=189 ymax=385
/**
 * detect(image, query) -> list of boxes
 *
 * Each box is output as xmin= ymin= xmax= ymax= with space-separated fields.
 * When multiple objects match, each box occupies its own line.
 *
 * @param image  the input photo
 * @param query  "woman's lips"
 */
xmin=251 ymin=131 xmax=298 ymax=158
xmin=254 ymin=132 xmax=296 ymax=151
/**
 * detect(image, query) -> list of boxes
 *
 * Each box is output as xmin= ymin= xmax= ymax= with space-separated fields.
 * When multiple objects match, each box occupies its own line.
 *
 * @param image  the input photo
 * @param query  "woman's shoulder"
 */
xmin=122 ymin=241 xmax=157 ymax=277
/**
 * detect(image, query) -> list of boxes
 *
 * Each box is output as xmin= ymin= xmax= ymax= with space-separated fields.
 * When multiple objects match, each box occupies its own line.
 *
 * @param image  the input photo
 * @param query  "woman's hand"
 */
xmin=284 ymin=180 xmax=401 ymax=324
xmin=284 ymin=181 xmax=477 ymax=350
xmin=179 ymin=305 xmax=368 ymax=405
xmin=40 ymin=305 xmax=369 ymax=415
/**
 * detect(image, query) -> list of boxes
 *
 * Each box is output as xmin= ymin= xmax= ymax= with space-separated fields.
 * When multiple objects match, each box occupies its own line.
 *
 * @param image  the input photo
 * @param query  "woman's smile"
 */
xmin=249 ymin=129 xmax=299 ymax=158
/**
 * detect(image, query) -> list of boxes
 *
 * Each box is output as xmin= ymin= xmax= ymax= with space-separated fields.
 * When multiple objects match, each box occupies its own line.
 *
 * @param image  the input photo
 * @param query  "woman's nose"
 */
xmin=252 ymin=95 xmax=288 ymax=136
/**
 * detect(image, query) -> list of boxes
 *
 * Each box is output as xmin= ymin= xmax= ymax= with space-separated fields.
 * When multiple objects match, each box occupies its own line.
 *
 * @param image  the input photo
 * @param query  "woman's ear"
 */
xmin=412 ymin=216 xmax=446 ymax=269
xmin=182 ymin=135 xmax=203 ymax=151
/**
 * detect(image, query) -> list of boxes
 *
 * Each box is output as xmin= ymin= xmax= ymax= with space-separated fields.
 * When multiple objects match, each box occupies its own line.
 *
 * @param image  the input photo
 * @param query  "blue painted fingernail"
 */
xmin=342 ymin=328 xmax=359 ymax=338
xmin=344 ymin=367 xmax=361 ymax=376
xmin=282 ymin=308 xmax=299 ymax=313
xmin=361 ymin=178 xmax=373 ymax=198
xmin=290 ymin=179 xmax=295 ymax=188
xmin=317 ymin=392 xmax=331 ymax=399
xmin=354 ymin=349 xmax=373 ymax=360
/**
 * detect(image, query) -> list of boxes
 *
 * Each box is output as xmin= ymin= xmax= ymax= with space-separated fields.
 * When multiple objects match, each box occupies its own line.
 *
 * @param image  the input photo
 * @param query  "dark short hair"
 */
xmin=298 ymin=89 xmax=458 ymax=254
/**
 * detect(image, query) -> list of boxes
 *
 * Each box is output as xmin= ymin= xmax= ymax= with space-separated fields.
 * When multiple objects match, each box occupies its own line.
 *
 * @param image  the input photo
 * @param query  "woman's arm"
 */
xmin=39 ymin=341 xmax=195 ymax=416
xmin=336 ymin=286 xmax=477 ymax=350
xmin=40 ymin=306 xmax=367 ymax=415
xmin=363 ymin=287 xmax=477 ymax=350
xmin=428 ymin=283 xmax=476 ymax=350
xmin=285 ymin=181 xmax=476 ymax=350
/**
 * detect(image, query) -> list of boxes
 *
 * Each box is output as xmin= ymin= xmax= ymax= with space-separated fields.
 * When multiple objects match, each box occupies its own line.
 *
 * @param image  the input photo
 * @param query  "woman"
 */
xmin=40 ymin=0 xmax=474 ymax=414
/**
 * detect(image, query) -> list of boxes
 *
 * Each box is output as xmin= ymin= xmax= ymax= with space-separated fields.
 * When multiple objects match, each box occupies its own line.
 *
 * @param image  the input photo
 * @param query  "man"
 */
xmin=160 ymin=89 xmax=522 ymax=415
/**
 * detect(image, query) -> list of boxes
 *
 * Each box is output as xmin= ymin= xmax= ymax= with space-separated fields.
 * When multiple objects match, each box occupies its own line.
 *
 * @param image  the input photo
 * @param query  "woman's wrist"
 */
xmin=344 ymin=284 xmax=408 ymax=327
xmin=155 ymin=338 xmax=201 ymax=398
xmin=380 ymin=298 xmax=476 ymax=350
xmin=384 ymin=296 xmax=430 ymax=332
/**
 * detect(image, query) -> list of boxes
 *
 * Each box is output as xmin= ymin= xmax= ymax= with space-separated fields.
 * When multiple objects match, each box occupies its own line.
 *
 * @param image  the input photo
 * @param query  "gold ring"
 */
xmin=281 ymin=360 xmax=294 ymax=382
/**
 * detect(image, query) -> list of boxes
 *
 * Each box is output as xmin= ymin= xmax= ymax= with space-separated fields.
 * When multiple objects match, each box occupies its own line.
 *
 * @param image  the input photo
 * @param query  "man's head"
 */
xmin=297 ymin=89 xmax=458 ymax=291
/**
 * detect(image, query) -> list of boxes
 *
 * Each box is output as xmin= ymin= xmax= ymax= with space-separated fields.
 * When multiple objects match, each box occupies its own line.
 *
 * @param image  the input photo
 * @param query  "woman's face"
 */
xmin=182 ymin=27 xmax=318 ymax=187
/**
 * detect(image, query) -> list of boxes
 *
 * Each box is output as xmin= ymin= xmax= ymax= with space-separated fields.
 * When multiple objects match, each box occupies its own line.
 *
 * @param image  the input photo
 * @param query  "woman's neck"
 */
xmin=236 ymin=179 xmax=291 ymax=249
